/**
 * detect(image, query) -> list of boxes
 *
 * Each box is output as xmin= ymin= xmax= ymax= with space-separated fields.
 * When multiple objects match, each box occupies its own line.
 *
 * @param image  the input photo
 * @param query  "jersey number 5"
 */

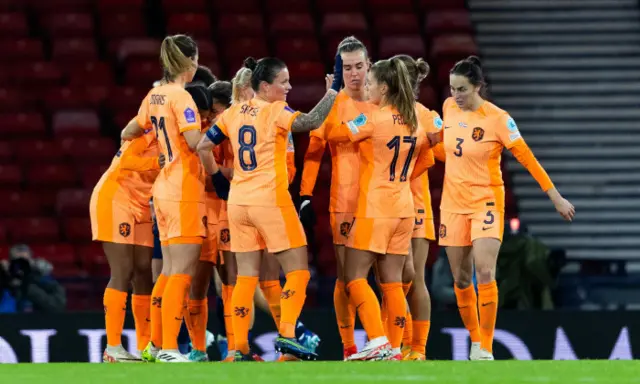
xmin=238 ymin=125 xmax=257 ymax=171
xmin=151 ymin=116 xmax=173 ymax=162
xmin=387 ymin=136 xmax=417 ymax=182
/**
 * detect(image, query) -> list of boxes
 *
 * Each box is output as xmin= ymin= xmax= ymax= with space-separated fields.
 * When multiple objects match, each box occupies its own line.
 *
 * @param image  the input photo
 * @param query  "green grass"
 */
xmin=0 ymin=361 xmax=638 ymax=384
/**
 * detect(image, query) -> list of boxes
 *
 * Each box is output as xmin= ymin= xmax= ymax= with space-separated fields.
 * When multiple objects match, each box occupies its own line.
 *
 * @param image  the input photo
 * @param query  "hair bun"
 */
xmin=243 ymin=57 xmax=258 ymax=71
xmin=415 ymin=58 xmax=430 ymax=79
xmin=466 ymin=55 xmax=482 ymax=70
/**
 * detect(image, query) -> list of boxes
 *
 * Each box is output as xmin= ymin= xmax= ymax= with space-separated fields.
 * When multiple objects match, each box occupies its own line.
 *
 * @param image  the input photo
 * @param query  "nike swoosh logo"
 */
xmin=145 ymin=318 xmax=151 ymax=322
xmin=482 ymin=227 xmax=492 ymax=231
xmin=481 ymin=302 xmax=495 ymax=307
xmin=444 ymin=126 xmax=451 ymax=129
xmin=339 ymin=325 xmax=352 ymax=329
xmin=174 ymin=317 xmax=182 ymax=321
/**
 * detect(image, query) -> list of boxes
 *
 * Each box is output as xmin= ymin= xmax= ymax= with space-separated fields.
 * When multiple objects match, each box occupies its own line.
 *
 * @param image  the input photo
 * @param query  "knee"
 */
xmin=475 ymin=266 xmax=495 ymax=285
xmin=402 ymin=264 xmax=415 ymax=285
xmin=454 ymin=270 xmax=473 ymax=289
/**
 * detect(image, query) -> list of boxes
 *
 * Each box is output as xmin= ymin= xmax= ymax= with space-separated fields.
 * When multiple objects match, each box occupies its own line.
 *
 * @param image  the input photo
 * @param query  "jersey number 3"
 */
xmin=238 ymin=125 xmax=257 ymax=171
xmin=387 ymin=136 xmax=417 ymax=182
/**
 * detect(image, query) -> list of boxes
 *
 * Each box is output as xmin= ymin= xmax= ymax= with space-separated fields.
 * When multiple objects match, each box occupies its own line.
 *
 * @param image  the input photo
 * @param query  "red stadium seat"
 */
xmin=43 ymin=86 xmax=108 ymax=111
xmin=0 ymin=87 xmax=35 ymax=112
xmin=425 ymin=10 xmax=474 ymax=35
xmin=430 ymin=34 xmax=478 ymax=62
xmin=419 ymin=0 xmax=466 ymax=10
xmin=217 ymin=14 xmax=265 ymax=38
xmin=0 ymin=191 xmax=44 ymax=216
xmin=378 ymin=36 xmax=426 ymax=59
xmin=418 ymin=83 xmax=438 ymax=110
xmin=316 ymin=0 xmax=362 ymax=13
xmin=125 ymin=58 xmax=164 ymax=86
xmin=0 ymin=39 xmax=44 ymax=62
xmin=0 ymin=141 xmax=12 ymax=161
xmin=106 ymin=86 xmax=149 ymax=114
xmin=100 ymin=12 xmax=147 ymax=39
xmin=63 ymin=218 xmax=92 ymax=242
xmin=113 ymin=111 xmax=135 ymax=130
xmin=80 ymin=164 xmax=109 ymax=188
xmin=68 ymin=62 xmax=115 ymax=86
xmin=9 ymin=218 xmax=60 ymax=243
xmin=26 ymin=163 xmax=77 ymax=188
xmin=52 ymin=111 xmax=101 ymax=137
xmin=0 ymin=113 xmax=46 ymax=137
xmin=288 ymin=61 xmax=325 ymax=81
xmin=197 ymin=40 xmax=218 ymax=63
xmin=30 ymin=244 xmax=76 ymax=266
xmin=14 ymin=139 xmax=65 ymax=164
xmin=0 ymin=0 xmax=25 ymax=11
xmin=0 ymin=165 xmax=22 ymax=186
xmin=265 ymin=0 xmax=310 ymax=12
xmin=43 ymin=13 xmax=94 ymax=37
xmin=321 ymin=13 xmax=368 ymax=36
xmin=0 ymin=13 xmax=28 ymax=37
xmin=436 ymin=59 xmax=458 ymax=86
xmin=58 ymin=137 xmax=117 ymax=162
xmin=163 ymin=0 xmax=208 ymax=13
xmin=212 ymin=0 xmax=259 ymax=13
xmin=76 ymin=242 xmax=108 ymax=276
xmin=56 ymin=189 xmax=92 ymax=217
xmin=12 ymin=61 xmax=64 ymax=87
xmin=29 ymin=0 xmax=93 ymax=12
xmin=222 ymin=38 xmax=269 ymax=69
xmin=270 ymin=13 xmax=315 ymax=36
xmin=276 ymin=37 xmax=321 ymax=61
xmin=53 ymin=38 xmax=98 ymax=62
xmin=287 ymin=83 xmax=326 ymax=112
xmin=369 ymin=0 xmax=413 ymax=13
xmin=167 ymin=13 xmax=212 ymax=38
xmin=373 ymin=13 xmax=420 ymax=34
xmin=98 ymin=0 xmax=144 ymax=12
xmin=109 ymin=38 xmax=161 ymax=62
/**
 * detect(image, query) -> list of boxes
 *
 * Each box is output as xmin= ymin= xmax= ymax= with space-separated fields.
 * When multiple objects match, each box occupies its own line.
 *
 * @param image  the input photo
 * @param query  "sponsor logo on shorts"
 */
xmin=281 ymin=289 xmax=296 ymax=300
xmin=339 ymin=221 xmax=352 ymax=237
xmin=234 ymin=306 xmax=250 ymax=318
xmin=472 ymin=127 xmax=485 ymax=142
xmin=220 ymin=229 xmax=230 ymax=244
xmin=119 ymin=222 xmax=131 ymax=237
xmin=394 ymin=316 xmax=407 ymax=329
xmin=439 ymin=224 xmax=447 ymax=238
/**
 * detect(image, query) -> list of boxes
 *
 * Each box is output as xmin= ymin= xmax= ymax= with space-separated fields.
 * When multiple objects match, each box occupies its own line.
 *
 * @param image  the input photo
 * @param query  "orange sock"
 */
xmin=380 ymin=294 xmax=389 ymax=338
xmin=380 ymin=283 xmax=406 ymax=349
xmin=454 ymin=285 xmax=481 ymax=343
xmin=333 ymin=280 xmax=355 ymax=349
xmin=150 ymin=274 xmax=168 ymax=347
xmin=412 ymin=320 xmax=431 ymax=355
xmin=232 ymin=276 xmax=258 ymax=354
xmin=131 ymin=294 xmax=151 ymax=351
xmin=402 ymin=282 xmax=413 ymax=347
xmin=347 ymin=279 xmax=385 ymax=341
xmin=279 ymin=270 xmax=310 ymax=338
xmin=259 ymin=280 xmax=282 ymax=330
xmin=182 ymin=292 xmax=193 ymax=341
xmin=222 ymin=284 xmax=235 ymax=351
xmin=188 ymin=299 xmax=208 ymax=352
xmin=104 ymin=288 xmax=128 ymax=347
xmin=478 ymin=281 xmax=498 ymax=353
xmin=161 ymin=274 xmax=192 ymax=350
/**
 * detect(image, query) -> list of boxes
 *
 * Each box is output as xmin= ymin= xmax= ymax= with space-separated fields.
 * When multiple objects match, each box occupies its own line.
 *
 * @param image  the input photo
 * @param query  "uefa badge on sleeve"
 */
xmin=184 ymin=107 xmax=196 ymax=124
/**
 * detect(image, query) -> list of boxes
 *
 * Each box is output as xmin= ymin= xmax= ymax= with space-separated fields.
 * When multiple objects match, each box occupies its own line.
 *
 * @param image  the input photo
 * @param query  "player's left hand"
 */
xmin=325 ymin=74 xmax=334 ymax=92
xmin=553 ymin=197 xmax=575 ymax=222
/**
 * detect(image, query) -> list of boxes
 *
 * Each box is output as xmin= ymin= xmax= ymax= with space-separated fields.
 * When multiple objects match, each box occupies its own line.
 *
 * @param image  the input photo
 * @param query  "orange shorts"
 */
xmin=330 ymin=212 xmax=355 ymax=246
xmin=90 ymin=190 xmax=154 ymax=247
xmin=346 ymin=217 xmax=413 ymax=255
xmin=412 ymin=215 xmax=436 ymax=240
xmin=228 ymin=204 xmax=307 ymax=253
xmin=201 ymin=222 xmax=222 ymax=264
xmin=439 ymin=210 xmax=505 ymax=247
xmin=216 ymin=220 xmax=231 ymax=252
xmin=153 ymin=198 xmax=206 ymax=243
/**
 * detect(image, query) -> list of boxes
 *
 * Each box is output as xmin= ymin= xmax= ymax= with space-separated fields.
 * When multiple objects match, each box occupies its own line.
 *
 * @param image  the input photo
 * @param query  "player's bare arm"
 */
xmin=291 ymin=89 xmax=338 ymax=133
xmin=121 ymin=118 xmax=144 ymax=141
xmin=196 ymin=134 xmax=220 ymax=175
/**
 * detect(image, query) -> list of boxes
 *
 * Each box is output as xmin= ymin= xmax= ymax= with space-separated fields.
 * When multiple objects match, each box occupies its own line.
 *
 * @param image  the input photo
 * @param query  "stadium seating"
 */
xmin=0 ymin=0 xmax=520 ymax=309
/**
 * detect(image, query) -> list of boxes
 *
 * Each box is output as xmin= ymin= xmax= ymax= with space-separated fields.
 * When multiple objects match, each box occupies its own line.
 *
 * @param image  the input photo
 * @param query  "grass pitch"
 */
xmin=1 ymin=361 xmax=638 ymax=384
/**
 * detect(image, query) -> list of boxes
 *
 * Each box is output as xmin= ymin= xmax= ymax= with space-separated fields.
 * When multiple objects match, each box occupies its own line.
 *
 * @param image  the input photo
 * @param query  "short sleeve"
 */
xmin=275 ymin=102 xmax=301 ymax=131
xmin=174 ymin=92 xmax=201 ymax=133
xmin=135 ymin=94 xmax=152 ymax=130
xmin=495 ymin=113 xmax=523 ymax=149
xmin=345 ymin=112 xmax=374 ymax=143
xmin=417 ymin=104 xmax=443 ymax=134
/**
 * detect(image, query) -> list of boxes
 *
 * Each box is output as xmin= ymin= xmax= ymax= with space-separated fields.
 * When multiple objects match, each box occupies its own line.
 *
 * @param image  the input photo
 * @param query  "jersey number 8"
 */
xmin=238 ymin=125 xmax=257 ymax=171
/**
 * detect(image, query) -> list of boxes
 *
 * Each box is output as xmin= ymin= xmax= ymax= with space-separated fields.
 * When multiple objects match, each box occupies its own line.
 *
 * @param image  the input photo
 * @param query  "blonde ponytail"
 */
xmin=232 ymin=67 xmax=253 ymax=103
xmin=160 ymin=34 xmax=198 ymax=81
